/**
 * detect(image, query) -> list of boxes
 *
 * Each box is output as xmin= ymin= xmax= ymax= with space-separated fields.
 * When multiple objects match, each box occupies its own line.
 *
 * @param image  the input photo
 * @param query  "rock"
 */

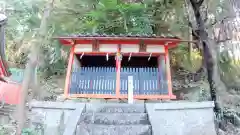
xmin=145 ymin=99 xmax=165 ymax=103
xmin=174 ymin=87 xmax=202 ymax=101
xmin=218 ymin=129 xmax=226 ymax=135
xmin=56 ymin=94 xmax=66 ymax=102
xmin=228 ymin=89 xmax=237 ymax=95
xmin=62 ymin=98 xmax=89 ymax=103
xmin=119 ymin=99 xmax=127 ymax=103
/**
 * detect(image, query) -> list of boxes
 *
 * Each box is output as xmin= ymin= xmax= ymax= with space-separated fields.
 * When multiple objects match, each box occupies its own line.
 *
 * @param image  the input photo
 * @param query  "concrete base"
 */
xmin=29 ymin=101 xmax=217 ymax=135
xmin=146 ymin=101 xmax=217 ymax=135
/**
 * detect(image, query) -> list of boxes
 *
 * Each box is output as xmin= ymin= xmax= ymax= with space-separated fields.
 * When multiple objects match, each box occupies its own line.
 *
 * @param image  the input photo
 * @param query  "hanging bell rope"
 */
xmin=106 ymin=53 xmax=109 ymax=61
xmin=148 ymin=53 xmax=152 ymax=61
xmin=80 ymin=52 xmax=84 ymax=59
xmin=128 ymin=53 xmax=132 ymax=61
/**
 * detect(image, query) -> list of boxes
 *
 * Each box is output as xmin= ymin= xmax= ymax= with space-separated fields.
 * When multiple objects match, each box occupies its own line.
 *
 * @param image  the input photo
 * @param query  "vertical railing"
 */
xmin=138 ymin=68 xmax=159 ymax=95
xmin=70 ymin=66 xmax=169 ymax=96
xmin=70 ymin=67 xmax=116 ymax=94
xmin=120 ymin=67 xmax=168 ymax=95
xmin=120 ymin=68 xmax=139 ymax=95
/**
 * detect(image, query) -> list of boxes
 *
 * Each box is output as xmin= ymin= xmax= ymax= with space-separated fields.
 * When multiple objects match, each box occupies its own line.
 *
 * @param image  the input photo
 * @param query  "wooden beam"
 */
xmin=66 ymin=94 xmax=176 ymax=99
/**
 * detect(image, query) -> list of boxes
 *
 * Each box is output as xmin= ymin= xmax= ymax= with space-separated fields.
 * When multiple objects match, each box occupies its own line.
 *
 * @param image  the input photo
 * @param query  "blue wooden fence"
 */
xmin=70 ymin=67 xmax=116 ymax=94
xmin=69 ymin=67 xmax=168 ymax=95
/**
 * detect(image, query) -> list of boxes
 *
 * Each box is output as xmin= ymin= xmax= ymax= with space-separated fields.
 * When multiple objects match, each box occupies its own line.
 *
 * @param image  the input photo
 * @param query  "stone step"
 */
xmin=85 ymin=103 xmax=145 ymax=113
xmin=76 ymin=124 xmax=152 ymax=135
xmin=80 ymin=113 xmax=149 ymax=125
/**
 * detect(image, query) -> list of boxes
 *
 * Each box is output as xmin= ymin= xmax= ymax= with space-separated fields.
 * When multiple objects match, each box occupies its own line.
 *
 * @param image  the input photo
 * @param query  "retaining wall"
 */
xmin=146 ymin=101 xmax=216 ymax=135
xmin=29 ymin=101 xmax=85 ymax=135
xmin=29 ymin=101 xmax=216 ymax=135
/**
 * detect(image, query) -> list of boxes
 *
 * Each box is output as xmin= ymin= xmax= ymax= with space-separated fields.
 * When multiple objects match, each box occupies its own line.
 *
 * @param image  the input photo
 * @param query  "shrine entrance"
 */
xmin=55 ymin=34 xmax=191 ymax=100
xmin=71 ymin=54 xmax=162 ymax=96
xmin=76 ymin=55 xmax=158 ymax=67
xmin=71 ymin=54 xmax=117 ymax=95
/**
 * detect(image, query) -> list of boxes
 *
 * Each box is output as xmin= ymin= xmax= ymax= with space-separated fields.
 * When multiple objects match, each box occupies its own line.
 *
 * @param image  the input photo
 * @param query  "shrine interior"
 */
xmin=75 ymin=54 xmax=158 ymax=68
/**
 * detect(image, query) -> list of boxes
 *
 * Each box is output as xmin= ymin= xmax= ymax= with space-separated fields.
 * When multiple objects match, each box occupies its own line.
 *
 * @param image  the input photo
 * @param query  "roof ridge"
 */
xmin=63 ymin=33 xmax=179 ymax=39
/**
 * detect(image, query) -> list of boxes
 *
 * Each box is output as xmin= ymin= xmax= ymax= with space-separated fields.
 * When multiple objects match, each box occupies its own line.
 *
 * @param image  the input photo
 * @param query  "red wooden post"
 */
xmin=115 ymin=51 xmax=121 ymax=97
xmin=157 ymin=55 xmax=161 ymax=91
xmin=164 ymin=46 xmax=174 ymax=98
xmin=64 ymin=46 xmax=75 ymax=98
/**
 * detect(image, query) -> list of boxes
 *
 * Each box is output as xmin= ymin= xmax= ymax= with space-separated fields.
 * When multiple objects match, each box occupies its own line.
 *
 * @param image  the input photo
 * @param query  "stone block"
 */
xmin=146 ymin=101 xmax=217 ymax=135
xmin=86 ymin=103 xmax=145 ymax=113
xmin=43 ymin=110 xmax=64 ymax=135
xmin=63 ymin=105 xmax=85 ymax=135
xmin=77 ymin=124 xmax=151 ymax=135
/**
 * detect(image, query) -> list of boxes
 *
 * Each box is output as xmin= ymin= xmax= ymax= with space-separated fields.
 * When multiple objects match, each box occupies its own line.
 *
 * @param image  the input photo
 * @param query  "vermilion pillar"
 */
xmin=115 ymin=52 xmax=121 ymax=97
xmin=64 ymin=47 xmax=75 ymax=98
xmin=164 ymin=46 xmax=174 ymax=98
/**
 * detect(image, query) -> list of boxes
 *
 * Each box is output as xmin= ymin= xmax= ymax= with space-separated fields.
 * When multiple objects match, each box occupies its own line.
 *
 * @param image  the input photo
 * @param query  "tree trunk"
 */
xmin=16 ymin=1 xmax=55 ymax=134
xmin=188 ymin=0 xmax=224 ymax=114
xmin=189 ymin=1 xmax=240 ymax=133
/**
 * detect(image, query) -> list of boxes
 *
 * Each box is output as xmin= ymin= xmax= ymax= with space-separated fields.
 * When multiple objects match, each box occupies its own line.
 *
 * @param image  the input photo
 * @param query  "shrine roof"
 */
xmin=59 ymin=33 xmax=178 ymax=38
xmin=55 ymin=33 xmax=194 ymax=47
xmin=56 ymin=33 xmax=179 ymax=40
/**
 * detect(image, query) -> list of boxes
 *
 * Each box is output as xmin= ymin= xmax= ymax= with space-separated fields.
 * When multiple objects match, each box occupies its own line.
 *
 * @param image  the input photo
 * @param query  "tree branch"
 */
xmin=208 ymin=15 xmax=236 ymax=28
xmin=197 ymin=0 xmax=204 ymax=6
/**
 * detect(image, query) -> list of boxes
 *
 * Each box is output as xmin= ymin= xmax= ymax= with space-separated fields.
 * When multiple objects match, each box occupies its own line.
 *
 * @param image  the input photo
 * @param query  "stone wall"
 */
xmin=28 ymin=101 xmax=216 ymax=135
xmin=29 ymin=101 xmax=85 ymax=135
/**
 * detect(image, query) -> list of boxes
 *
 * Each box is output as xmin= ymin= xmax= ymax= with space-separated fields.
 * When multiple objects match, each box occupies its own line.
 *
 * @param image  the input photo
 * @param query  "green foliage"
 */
xmin=51 ymin=0 xmax=188 ymax=36
xmin=13 ymin=0 xmax=239 ymax=79
xmin=4 ymin=0 xmax=240 ymax=91
xmin=5 ymin=0 xmax=189 ymax=77
xmin=22 ymin=128 xmax=40 ymax=135
xmin=72 ymin=0 xmax=153 ymax=34
xmin=171 ymin=43 xmax=203 ymax=73
xmin=218 ymin=49 xmax=240 ymax=87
